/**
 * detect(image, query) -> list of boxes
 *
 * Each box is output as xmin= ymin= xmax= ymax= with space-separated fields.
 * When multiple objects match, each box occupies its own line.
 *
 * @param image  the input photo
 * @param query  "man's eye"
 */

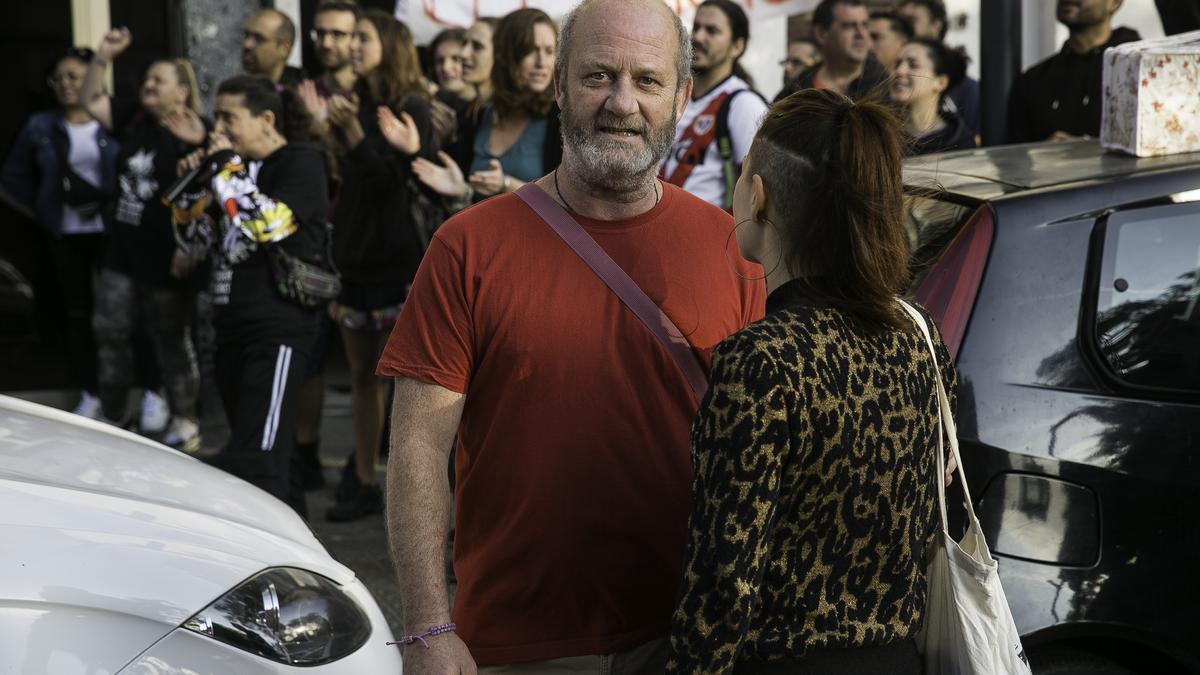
xmin=639 ymin=77 xmax=659 ymax=87
xmin=587 ymin=72 xmax=609 ymax=82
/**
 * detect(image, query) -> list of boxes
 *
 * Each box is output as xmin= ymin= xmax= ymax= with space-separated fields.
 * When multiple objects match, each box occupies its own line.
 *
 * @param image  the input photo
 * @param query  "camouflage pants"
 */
xmin=93 ymin=267 xmax=199 ymax=423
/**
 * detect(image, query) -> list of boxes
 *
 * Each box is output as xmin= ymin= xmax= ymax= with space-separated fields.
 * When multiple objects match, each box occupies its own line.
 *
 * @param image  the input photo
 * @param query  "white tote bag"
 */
xmin=898 ymin=300 xmax=1033 ymax=675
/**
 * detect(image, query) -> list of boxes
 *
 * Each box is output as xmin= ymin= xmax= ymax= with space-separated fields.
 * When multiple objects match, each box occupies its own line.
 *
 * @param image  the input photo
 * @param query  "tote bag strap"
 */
xmin=514 ymin=183 xmax=710 ymax=404
xmin=897 ymin=299 xmax=981 ymax=533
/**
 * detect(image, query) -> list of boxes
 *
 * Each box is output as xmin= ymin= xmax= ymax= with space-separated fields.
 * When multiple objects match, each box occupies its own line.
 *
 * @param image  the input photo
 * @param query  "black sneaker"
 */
xmin=334 ymin=457 xmax=360 ymax=502
xmin=295 ymin=441 xmax=325 ymax=491
xmin=325 ymin=482 xmax=383 ymax=522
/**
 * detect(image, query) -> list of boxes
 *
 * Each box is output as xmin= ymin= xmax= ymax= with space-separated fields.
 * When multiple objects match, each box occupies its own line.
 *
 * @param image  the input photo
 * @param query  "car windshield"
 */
xmin=904 ymin=190 xmax=976 ymax=292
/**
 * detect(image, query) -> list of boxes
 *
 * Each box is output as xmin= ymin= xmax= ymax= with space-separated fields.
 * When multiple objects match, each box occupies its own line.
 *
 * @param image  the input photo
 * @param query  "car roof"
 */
xmin=903 ymin=139 xmax=1200 ymax=201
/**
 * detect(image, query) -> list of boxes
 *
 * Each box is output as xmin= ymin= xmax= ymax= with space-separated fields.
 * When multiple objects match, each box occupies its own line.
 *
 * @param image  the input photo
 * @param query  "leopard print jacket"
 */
xmin=666 ymin=289 xmax=957 ymax=673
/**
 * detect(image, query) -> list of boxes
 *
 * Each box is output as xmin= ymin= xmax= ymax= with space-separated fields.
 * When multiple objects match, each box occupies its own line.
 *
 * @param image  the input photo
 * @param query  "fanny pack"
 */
xmin=266 ymin=221 xmax=341 ymax=308
xmin=54 ymin=124 xmax=111 ymax=220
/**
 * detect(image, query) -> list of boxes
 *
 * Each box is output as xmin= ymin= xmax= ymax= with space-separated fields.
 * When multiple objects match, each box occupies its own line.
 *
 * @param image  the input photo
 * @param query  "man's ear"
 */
xmin=675 ymin=77 xmax=693 ymax=117
xmin=262 ymin=109 xmax=277 ymax=132
xmin=812 ymin=24 xmax=827 ymax=47
xmin=554 ymin=68 xmax=566 ymax=109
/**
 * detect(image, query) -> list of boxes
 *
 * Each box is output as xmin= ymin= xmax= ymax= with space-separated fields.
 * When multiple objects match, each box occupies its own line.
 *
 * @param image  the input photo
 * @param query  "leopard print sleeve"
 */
xmin=667 ymin=333 xmax=797 ymax=675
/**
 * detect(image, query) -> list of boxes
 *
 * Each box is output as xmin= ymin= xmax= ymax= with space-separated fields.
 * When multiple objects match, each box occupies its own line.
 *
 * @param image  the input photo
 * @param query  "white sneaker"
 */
xmin=72 ymin=391 xmax=103 ymax=420
xmin=162 ymin=417 xmax=201 ymax=453
xmin=140 ymin=390 xmax=170 ymax=434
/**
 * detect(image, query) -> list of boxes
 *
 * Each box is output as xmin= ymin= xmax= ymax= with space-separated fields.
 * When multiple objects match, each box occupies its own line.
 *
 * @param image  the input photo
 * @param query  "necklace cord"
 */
xmin=553 ymin=169 xmax=660 ymax=214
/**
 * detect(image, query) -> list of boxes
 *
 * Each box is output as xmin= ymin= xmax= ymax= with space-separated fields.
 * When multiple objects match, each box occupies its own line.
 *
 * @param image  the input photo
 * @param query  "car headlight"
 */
xmin=183 ymin=567 xmax=371 ymax=666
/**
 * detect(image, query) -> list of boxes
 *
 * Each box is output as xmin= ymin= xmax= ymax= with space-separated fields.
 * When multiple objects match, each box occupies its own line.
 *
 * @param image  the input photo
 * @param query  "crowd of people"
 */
xmin=0 ymin=0 xmax=1180 ymax=671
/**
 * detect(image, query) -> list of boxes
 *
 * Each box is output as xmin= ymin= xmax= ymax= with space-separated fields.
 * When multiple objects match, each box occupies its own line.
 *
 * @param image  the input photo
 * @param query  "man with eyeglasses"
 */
xmin=290 ymin=0 xmax=362 ymax=493
xmin=242 ymin=9 xmax=305 ymax=86
xmin=308 ymin=1 xmax=359 ymax=101
xmin=779 ymin=38 xmax=820 ymax=89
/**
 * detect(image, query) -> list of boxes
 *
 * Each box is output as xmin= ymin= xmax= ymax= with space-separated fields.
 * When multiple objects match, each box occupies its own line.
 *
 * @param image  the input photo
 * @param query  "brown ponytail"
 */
xmin=751 ymin=87 xmax=909 ymax=329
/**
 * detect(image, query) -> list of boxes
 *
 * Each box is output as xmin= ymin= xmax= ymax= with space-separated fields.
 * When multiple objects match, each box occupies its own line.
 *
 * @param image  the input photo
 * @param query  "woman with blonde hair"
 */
xmin=78 ymin=28 xmax=209 ymax=451
xmin=323 ymin=9 xmax=436 ymax=521
xmin=668 ymin=88 xmax=956 ymax=673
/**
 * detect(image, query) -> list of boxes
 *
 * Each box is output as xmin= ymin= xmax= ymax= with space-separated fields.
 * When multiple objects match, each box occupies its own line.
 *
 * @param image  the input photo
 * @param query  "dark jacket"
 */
xmin=774 ymin=56 xmax=890 ymax=103
xmin=946 ymin=75 xmax=981 ymax=137
xmin=1 ymin=110 xmax=119 ymax=237
xmin=908 ymin=110 xmax=976 ymax=156
xmin=1006 ymin=26 xmax=1141 ymax=143
xmin=331 ymin=85 xmax=436 ymax=286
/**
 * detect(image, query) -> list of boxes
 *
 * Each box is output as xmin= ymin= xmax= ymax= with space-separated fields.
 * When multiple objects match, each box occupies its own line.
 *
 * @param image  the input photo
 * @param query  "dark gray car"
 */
xmin=905 ymin=140 xmax=1200 ymax=674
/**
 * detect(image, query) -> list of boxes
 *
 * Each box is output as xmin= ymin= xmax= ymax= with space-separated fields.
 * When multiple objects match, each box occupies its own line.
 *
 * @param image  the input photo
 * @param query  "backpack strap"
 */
xmin=714 ymin=88 xmax=767 ymax=211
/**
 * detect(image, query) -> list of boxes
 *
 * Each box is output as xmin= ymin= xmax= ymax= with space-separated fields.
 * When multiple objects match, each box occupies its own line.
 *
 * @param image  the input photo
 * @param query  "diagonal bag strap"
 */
xmin=897 ymin=299 xmax=980 ymax=533
xmin=515 ymin=183 xmax=710 ymax=404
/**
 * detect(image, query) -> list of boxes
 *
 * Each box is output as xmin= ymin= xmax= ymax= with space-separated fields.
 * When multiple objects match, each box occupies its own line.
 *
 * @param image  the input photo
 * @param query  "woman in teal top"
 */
xmin=470 ymin=101 xmax=548 ymax=187
xmin=411 ymin=8 xmax=563 ymax=201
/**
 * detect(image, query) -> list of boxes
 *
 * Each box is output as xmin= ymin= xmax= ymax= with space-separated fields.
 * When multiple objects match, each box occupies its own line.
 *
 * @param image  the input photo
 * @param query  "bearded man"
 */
xmin=661 ymin=0 xmax=768 ymax=210
xmin=1006 ymin=0 xmax=1140 ymax=142
xmin=377 ymin=0 xmax=765 ymax=672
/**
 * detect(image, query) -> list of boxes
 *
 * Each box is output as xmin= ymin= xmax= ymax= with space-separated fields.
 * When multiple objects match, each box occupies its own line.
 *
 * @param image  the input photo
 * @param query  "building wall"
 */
xmin=183 ymin=0 xmax=264 ymax=113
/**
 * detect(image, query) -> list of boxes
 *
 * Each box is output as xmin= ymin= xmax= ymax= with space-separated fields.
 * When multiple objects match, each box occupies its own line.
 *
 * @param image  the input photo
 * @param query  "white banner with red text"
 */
xmin=394 ymin=0 xmax=817 ymax=45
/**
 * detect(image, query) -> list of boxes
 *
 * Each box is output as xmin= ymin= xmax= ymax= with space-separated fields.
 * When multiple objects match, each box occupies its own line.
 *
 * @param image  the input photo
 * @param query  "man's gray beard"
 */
xmin=560 ymin=105 xmax=677 ymax=194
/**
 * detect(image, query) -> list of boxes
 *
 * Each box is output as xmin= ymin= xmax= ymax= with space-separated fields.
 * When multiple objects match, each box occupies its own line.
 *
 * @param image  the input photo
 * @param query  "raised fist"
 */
xmin=97 ymin=27 xmax=132 ymax=60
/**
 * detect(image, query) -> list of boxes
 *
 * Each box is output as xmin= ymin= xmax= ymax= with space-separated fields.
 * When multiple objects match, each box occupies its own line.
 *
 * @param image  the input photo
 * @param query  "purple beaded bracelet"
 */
xmin=387 ymin=622 xmax=457 ymax=649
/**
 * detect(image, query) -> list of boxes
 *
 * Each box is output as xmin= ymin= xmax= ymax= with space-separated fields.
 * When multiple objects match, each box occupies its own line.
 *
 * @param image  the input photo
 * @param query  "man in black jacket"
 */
xmin=774 ymin=0 xmax=887 ymax=103
xmin=1156 ymin=0 xmax=1200 ymax=34
xmin=1006 ymin=0 xmax=1140 ymax=143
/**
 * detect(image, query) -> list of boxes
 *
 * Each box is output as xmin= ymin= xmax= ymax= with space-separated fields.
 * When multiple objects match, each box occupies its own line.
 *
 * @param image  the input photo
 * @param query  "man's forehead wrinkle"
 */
xmin=579 ymin=47 xmax=672 ymax=77
xmin=575 ymin=31 xmax=673 ymax=73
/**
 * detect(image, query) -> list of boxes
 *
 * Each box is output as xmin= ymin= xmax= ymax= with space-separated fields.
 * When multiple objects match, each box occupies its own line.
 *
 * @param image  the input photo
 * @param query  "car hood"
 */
xmin=0 ymin=395 xmax=354 ymax=630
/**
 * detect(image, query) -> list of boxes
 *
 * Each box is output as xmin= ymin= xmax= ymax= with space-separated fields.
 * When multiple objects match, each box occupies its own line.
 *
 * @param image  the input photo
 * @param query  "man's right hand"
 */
xmin=1049 ymin=131 xmax=1089 ymax=142
xmin=402 ymin=632 xmax=477 ymax=675
xmin=97 ymin=27 xmax=132 ymax=61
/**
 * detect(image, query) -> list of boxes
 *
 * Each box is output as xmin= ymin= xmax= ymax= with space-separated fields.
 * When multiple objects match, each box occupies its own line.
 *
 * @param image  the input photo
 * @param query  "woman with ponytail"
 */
xmin=667 ymin=89 xmax=957 ymax=674
xmin=891 ymin=38 xmax=976 ymax=155
xmin=170 ymin=74 xmax=329 ymax=518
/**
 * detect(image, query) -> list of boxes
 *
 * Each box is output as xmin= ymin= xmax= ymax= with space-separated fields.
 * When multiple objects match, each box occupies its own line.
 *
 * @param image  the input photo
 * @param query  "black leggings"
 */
xmin=47 ymin=233 xmax=104 ymax=393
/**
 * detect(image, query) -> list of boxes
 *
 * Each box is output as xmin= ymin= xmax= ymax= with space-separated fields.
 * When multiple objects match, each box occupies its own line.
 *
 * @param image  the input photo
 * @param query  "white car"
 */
xmin=0 ymin=395 xmax=403 ymax=674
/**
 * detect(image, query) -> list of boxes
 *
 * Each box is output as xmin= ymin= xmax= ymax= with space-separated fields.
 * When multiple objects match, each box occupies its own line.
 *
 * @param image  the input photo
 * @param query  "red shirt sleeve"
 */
xmin=376 ymin=232 xmax=474 ymax=393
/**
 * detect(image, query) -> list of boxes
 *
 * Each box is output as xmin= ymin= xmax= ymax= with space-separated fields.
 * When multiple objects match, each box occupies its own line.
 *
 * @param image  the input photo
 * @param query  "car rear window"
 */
xmin=904 ymin=191 xmax=975 ymax=290
xmin=1093 ymin=202 xmax=1200 ymax=393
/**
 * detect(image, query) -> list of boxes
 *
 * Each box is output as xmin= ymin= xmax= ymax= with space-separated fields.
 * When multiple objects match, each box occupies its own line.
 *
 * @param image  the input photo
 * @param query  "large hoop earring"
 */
xmin=725 ymin=217 xmax=784 ymax=282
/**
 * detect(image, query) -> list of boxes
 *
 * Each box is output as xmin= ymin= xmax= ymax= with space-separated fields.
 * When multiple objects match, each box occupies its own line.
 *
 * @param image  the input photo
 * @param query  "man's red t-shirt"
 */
xmin=377 ymin=182 xmax=765 ymax=665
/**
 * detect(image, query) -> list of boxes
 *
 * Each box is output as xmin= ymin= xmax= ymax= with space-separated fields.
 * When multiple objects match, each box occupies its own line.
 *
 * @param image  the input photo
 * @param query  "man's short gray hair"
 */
xmin=555 ymin=0 xmax=693 ymax=92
